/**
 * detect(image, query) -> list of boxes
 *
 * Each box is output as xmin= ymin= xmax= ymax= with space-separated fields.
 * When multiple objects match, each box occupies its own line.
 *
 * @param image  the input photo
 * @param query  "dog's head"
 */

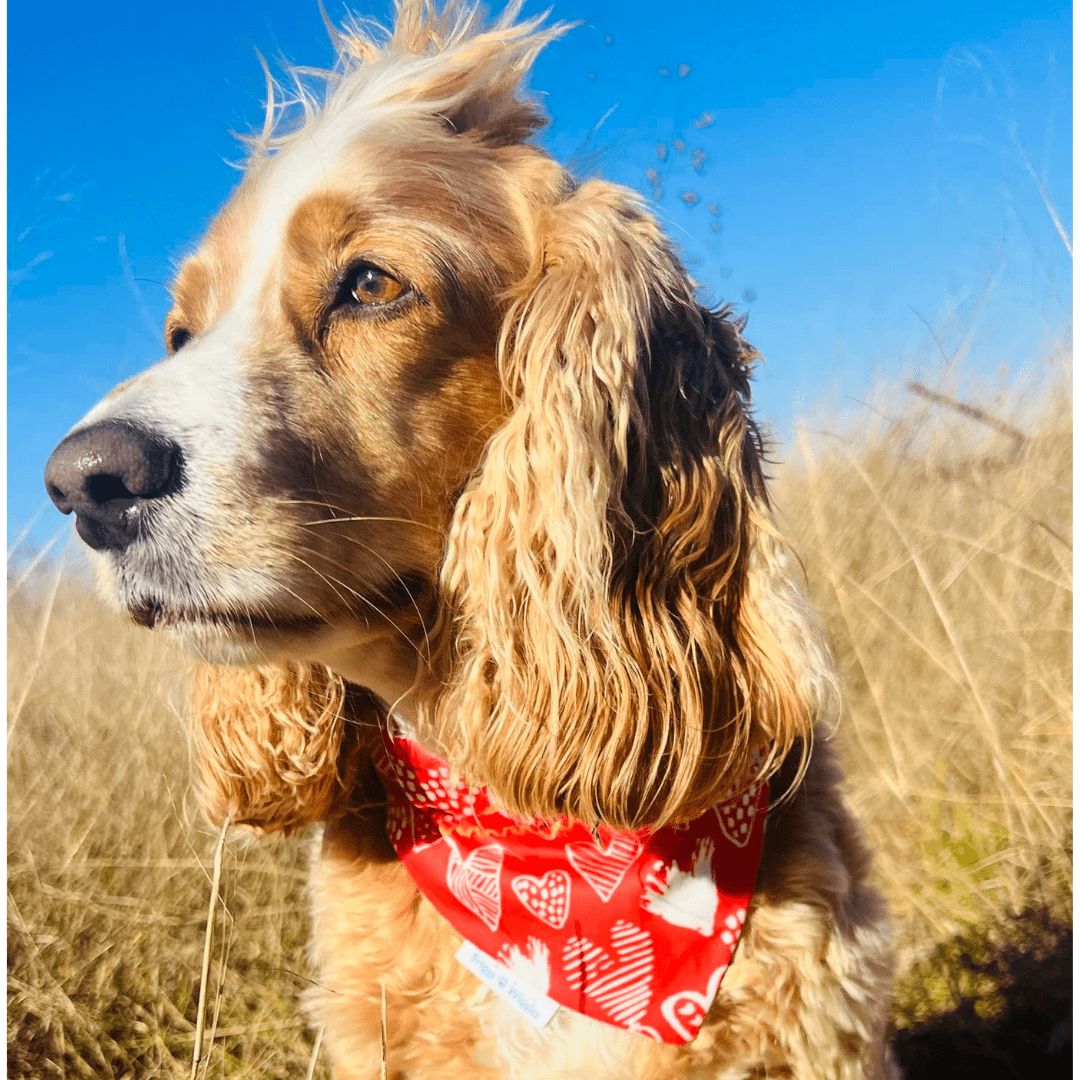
xmin=45 ymin=2 xmax=826 ymax=830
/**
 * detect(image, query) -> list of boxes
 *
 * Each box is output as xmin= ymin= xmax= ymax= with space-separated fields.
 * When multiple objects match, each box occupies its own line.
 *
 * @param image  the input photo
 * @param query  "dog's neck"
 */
xmin=299 ymin=622 xmax=423 ymax=730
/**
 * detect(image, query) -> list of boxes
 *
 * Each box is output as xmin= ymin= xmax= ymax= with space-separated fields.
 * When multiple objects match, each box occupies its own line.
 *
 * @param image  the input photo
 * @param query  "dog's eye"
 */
xmin=168 ymin=327 xmax=193 ymax=353
xmin=345 ymin=263 xmax=405 ymax=307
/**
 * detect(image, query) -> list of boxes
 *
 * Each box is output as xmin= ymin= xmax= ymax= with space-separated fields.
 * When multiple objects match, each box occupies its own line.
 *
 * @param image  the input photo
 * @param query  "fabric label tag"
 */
xmin=455 ymin=941 xmax=560 ymax=1029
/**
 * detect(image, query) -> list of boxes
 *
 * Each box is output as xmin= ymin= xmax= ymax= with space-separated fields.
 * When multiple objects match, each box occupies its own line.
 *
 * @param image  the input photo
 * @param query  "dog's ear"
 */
xmin=189 ymin=662 xmax=381 ymax=835
xmin=437 ymin=180 xmax=819 ymax=829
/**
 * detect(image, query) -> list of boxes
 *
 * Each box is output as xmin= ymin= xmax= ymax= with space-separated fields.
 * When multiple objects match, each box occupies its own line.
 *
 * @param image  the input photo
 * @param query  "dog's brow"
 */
xmin=232 ymin=119 xmax=391 ymax=314
xmin=168 ymin=259 xmax=214 ymax=330
xmin=284 ymin=194 xmax=375 ymax=264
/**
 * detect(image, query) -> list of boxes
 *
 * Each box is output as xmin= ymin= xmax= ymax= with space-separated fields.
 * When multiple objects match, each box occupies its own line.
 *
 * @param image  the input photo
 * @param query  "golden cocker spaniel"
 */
xmin=46 ymin=3 xmax=899 ymax=1077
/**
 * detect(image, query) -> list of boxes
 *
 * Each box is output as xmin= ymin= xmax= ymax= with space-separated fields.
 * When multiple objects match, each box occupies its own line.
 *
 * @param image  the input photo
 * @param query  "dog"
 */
xmin=45 ymin=3 xmax=899 ymax=1077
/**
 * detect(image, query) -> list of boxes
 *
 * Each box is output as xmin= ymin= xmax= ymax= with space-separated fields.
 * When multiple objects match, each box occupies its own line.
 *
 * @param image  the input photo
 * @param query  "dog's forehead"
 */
xmin=242 ymin=132 xmax=380 ymax=294
xmin=241 ymin=140 xmax=384 ymax=306
xmin=170 ymin=128 xmax=382 ymax=323
xmin=177 ymin=130 xmax=535 ymax=327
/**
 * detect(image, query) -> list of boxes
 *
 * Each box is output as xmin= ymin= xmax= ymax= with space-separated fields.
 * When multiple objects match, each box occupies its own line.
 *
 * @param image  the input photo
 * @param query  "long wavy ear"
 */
xmin=436 ymin=179 xmax=823 ymax=829
xmin=189 ymin=662 xmax=382 ymax=835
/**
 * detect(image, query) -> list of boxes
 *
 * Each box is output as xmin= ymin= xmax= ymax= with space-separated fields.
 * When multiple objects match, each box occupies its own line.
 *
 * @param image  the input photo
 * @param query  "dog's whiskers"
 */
xmin=304 ymin=515 xmax=439 ymax=532
xmin=278 ymin=499 xmax=438 ymax=532
xmin=280 ymin=548 xmax=428 ymax=663
xmin=270 ymin=582 xmax=331 ymax=624
xmin=293 ymin=529 xmax=433 ymax=663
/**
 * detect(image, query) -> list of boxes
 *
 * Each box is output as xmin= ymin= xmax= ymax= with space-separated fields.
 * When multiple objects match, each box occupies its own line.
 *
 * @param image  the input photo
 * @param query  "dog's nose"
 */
xmin=45 ymin=420 xmax=182 ymax=552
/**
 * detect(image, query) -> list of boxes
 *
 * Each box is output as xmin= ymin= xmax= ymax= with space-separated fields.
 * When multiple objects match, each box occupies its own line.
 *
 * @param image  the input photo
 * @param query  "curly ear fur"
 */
xmin=436 ymin=179 xmax=819 ymax=829
xmin=189 ymin=661 xmax=383 ymax=834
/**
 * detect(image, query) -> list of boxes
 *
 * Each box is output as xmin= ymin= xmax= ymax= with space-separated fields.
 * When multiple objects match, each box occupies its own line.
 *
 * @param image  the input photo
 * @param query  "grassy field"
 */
xmin=8 ymin=377 xmax=1071 ymax=1078
xmin=774 ymin=374 xmax=1072 ymax=1076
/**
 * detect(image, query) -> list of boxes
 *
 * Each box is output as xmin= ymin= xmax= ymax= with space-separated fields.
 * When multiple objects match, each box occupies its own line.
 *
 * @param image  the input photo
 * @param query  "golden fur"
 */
xmin=57 ymin=3 xmax=899 ymax=1075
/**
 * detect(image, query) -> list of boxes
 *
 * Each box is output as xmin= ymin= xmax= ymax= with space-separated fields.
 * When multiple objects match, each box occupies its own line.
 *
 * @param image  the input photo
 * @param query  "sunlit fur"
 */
xmin=434 ymin=183 xmax=818 ymax=829
xmin=77 ymin=1 xmax=900 ymax=1075
xmin=190 ymin=662 xmax=386 ymax=834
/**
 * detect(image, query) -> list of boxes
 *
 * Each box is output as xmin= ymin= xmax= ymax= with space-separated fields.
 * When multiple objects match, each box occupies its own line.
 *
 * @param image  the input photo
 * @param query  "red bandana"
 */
xmin=374 ymin=732 xmax=768 ymax=1045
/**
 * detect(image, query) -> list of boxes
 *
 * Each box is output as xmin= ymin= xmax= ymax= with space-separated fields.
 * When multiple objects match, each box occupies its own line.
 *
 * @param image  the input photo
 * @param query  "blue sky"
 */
xmin=9 ymin=0 xmax=1072 ymax=547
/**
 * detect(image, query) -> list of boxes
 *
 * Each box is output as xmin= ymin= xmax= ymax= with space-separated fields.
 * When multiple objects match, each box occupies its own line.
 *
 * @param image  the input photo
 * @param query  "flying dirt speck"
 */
xmin=644 ymin=167 xmax=663 ymax=200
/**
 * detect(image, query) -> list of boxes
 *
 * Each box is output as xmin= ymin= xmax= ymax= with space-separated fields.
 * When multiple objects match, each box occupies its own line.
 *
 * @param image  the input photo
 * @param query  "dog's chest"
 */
xmin=471 ymin=990 xmax=644 ymax=1080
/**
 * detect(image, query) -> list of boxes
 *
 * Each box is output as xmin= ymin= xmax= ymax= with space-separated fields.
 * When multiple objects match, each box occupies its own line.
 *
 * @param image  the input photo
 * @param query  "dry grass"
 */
xmin=775 ymin=371 xmax=1072 ymax=1053
xmin=8 ymin=376 xmax=1071 ymax=1077
xmin=7 ymin=573 xmax=329 ymax=1078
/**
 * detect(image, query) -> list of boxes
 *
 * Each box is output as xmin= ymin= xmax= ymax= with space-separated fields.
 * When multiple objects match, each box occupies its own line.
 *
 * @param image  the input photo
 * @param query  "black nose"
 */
xmin=45 ymin=420 xmax=182 ymax=552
